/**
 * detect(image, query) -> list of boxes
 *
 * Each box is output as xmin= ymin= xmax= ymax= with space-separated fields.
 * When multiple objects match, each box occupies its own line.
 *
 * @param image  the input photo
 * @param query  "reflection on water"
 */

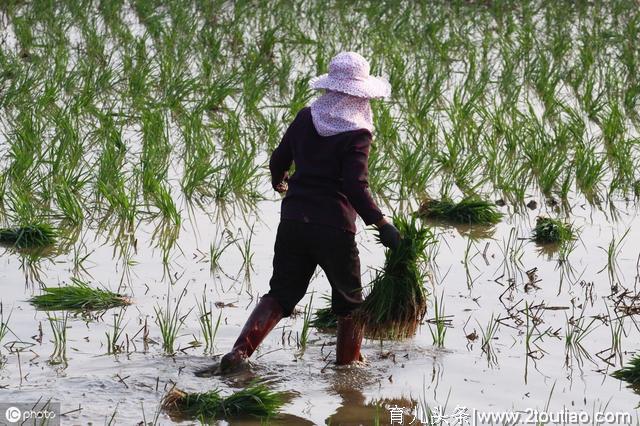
xmin=326 ymin=385 xmax=416 ymax=426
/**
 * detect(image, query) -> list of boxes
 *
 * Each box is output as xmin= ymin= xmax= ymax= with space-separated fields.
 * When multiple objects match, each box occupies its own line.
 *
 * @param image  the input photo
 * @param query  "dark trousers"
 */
xmin=266 ymin=220 xmax=364 ymax=317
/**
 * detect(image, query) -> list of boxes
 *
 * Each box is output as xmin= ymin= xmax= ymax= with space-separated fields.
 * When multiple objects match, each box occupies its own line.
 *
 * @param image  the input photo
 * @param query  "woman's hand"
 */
xmin=273 ymin=172 xmax=289 ymax=193
xmin=375 ymin=217 xmax=401 ymax=250
xmin=274 ymin=181 xmax=288 ymax=193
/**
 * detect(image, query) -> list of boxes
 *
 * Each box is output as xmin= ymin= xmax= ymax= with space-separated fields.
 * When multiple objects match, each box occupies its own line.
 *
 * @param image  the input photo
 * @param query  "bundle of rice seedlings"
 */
xmin=417 ymin=197 xmax=503 ymax=225
xmin=29 ymin=278 xmax=130 ymax=311
xmin=162 ymin=382 xmax=284 ymax=420
xmin=310 ymin=295 xmax=337 ymax=329
xmin=355 ymin=216 xmax=433 ymax=340
xmin=612 ymin=354 xmax=640 ymax=386
xmin=531 ymin=217 xmax=573 ymax=244
xmin=0 ymin=223 xmax=57 ymax=248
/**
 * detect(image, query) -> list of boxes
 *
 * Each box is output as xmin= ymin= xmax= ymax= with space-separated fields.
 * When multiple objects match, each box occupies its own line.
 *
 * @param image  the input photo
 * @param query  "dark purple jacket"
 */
xmin=269 ymin=107 xmax=384 ymax=234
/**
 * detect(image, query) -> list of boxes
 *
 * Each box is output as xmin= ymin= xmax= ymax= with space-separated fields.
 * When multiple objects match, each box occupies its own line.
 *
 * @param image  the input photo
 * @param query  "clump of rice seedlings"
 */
xmin=417 ymin=197 xmax=503 ymax=225
xmin=531 ymin=217 xmax=573 ymax=244
xmin=310 ymin=295 xmax=337 ymax=330
xmin=612 ymin=354 xmax=640 ymax=386
xmin=0 ymin=223 xmax=56 ymax=248
xmin=29 ymin=278 xmax=130 ymax=311
xmin=355 ymin=216 xmax=433 ymax=340
xmin=162 ymin=382 xmax=284 ymax=420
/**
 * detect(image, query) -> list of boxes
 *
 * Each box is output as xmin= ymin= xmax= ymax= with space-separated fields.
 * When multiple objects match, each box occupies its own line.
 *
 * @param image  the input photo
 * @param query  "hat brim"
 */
xmin=309 ymin=74 xmax=391 ymax=99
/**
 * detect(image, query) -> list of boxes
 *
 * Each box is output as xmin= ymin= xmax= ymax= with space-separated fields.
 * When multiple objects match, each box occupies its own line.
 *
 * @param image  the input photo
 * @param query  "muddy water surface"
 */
xmin=2 ymin=194 xmax=640 ymax=425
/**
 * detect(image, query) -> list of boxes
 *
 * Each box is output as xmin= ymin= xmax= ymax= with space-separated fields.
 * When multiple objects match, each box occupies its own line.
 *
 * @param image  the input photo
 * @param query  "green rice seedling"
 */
xmin=624 ymin=83 xmax=640 ymax=122
xmin=427 ymin=291 xmax=447 ymax=347
xmin=0 ymin=223 xmax=56 ymax=249
xmin=403 ymin=61 xmax=446 ymax=132
xmin=496 ymin=227 xmax=527 ymax=284
xmin=47 ymin=312 xmax=68 ymax=365
xmin=565 ymin=312 xmax=598 ymax=367
xmin=209 ymin=229 xmax=237 ymax=272
xmin=355 ymin=216 xmax=433 ymax=340
xmin=574 ymin=142 xmax=606 ymax=202
xmin=598 ymin=228 xmax=630 ymax=285
xmin=98 ymin=0 xmax=130 ymax=44
xmin=131 ymin=0 xmax=164 ymax=41
xmin=298 ymin=293 xmax=314 ymax=351
xmin=367 ymin=140 xmax=395 ymax=197
xmin=531 ymin=217 xmax=573 ymax=244
xmin=601 ymin=102 xmax=625 ymax=148
xmin=524 ymin=302 xmax=535 ymax=362
xmin=558 ymin=236 xmax=578 ymax=263
xmin=212 ymin=147 xmax=262 ymax=202
xmin=140 ymin=109 xmax=171 ymax=195
xmin=256 ymin=113 xmax=284 ymax=152
xmin=287 ymin=77 xmax=314 ymax=121
xmin=0 ymin=305 xmax=12 ymax=350
xmin=417 ymin=197 xmax=503 ymax=225
xmin=240 ymin=66 xmax=271 ymax=118
xmin=155 ymin=287 xmax=190 ymax=355
xmin=162 ymin=382 xmax=284 ymax=420
xmin=196 ymin=295 xmax=221 ymax=354
xmin=581 ymin=71 xmax=607 ymax=122
xmin=148 ymin=181 xmax=182 ymax=226
xmin=106 ymin=308 xmax=127 ymax=354
xmin=197 ymin=75 xmax=237 ymax=113
xmin=180 ymin=112 xmax=223 ymax=201
xmin=394 ymin=130 xmax=438 ymax=200
xmin=29 ymin=278 xmax=130 ymax=311
xmin=310 ymin=295 xmax=337 ymax=330
xmin=55 ymin=179 xmax=85 ymax=225
xmin=606 ymin=305 xmax=624 ymax=367
xmin=478 ymin=313 xmax=500 ymax=367
xmin=124 ymin=38 xmax=153 ymax=104
xmin=235 ymin=225 xmax=255 ymax=272
xmin=608 ymin=137 xmax=636 ymax=197
xmin=612 ymin=354 xmax=640 ymax=386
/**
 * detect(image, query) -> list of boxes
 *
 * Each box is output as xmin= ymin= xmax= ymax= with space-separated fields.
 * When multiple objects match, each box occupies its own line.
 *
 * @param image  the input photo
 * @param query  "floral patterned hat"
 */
xmin=309 ymin=51 xmax=391 ymax=99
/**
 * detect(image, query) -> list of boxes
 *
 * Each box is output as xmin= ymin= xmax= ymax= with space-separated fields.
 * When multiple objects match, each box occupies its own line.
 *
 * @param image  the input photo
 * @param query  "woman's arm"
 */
xmin=340 ymin=133 xmax=385 ymax=226
xmin=269 ymin=124 xmax=294 ymax=192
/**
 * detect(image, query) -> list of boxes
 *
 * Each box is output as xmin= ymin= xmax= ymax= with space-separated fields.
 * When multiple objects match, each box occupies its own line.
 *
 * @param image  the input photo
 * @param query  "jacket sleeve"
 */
xmin=341 ymin=133 xmax=384 ymax=225
xmin=269 ymin=121 xmax=294 ymax=189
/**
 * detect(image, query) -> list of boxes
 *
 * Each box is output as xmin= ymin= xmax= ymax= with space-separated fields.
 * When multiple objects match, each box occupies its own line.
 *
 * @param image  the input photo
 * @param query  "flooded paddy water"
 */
xmin=1 ymin=0 xmax=640 ymax=424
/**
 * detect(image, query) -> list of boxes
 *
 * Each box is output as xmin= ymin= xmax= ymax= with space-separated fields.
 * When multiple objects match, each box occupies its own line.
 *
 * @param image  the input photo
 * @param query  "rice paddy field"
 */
xmin=1 ymin=0 xmax=640 ymax=424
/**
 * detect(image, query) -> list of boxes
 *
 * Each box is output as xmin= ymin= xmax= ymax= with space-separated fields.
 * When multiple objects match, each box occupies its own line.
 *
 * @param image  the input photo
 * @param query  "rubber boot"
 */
xmin=218 ymin=295 xmax=283 ymax=374
xmin=336 ymin=314 xmax=364 ymax=365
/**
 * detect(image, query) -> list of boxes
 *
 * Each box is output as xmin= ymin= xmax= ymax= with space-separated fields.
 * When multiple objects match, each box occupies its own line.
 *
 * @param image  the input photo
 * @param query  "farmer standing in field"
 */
xmin=216 ymin=52 xmax=400 ymax=373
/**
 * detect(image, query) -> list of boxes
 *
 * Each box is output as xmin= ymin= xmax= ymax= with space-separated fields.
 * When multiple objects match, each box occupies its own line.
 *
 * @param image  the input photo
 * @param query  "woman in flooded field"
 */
xmin=212 ymin=51 xmax=400 ymax=374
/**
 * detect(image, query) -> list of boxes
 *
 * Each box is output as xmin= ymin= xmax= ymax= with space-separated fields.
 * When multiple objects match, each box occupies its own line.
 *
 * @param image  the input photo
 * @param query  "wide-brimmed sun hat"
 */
xmin=309 ymin=51 xmax=391 ymax=99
